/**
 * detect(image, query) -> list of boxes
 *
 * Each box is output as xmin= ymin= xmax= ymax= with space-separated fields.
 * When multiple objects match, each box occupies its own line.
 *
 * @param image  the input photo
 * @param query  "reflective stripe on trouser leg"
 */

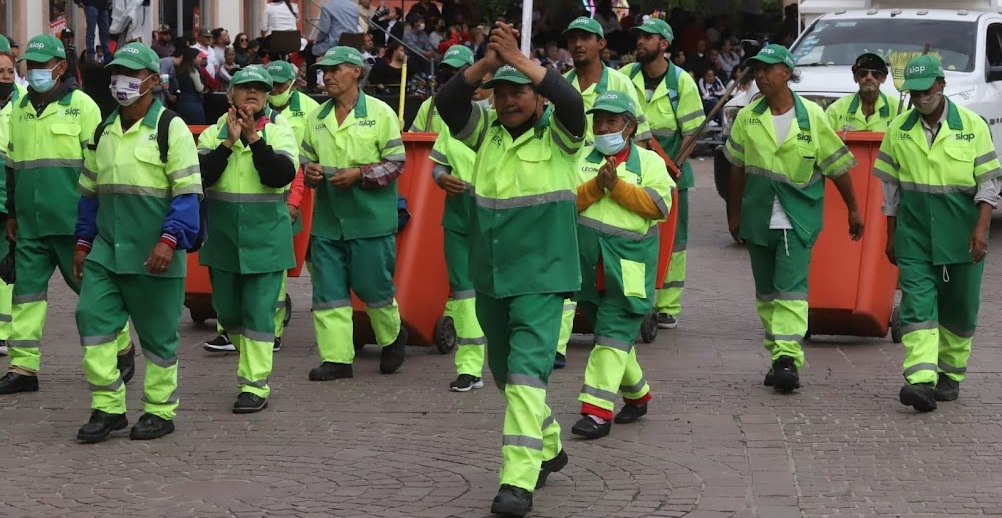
xmin=556 ymin=300 xmax=575 ymax=356
xmin=897 ymin=257 xmax=941 ymax=385
xmin=621 ymin=346 xmax=650 ymax=401
xmin=655 ymin=188 xmax=689 ymax=315
xmin=8 ymin=237 xmax=59 ymax=373
xmin=273 ymin=271 xmax=289 ymax=338
xmin=752 ymin=229 xmax=809 ymax=368
xmin=142 ymin=353 xmax=179 ymax=419
xmin=540 ymin=409 xmax=561 ymax=463
xmin=348 ymin=236 xmax=399 ymax=347
xmin=76 ymin=261 xmax=132 ymax=415
xmin=0 ymin=280 xmax=12 ymax=341
xmin=747 ymin=241 xmax=777 ymax=359
xmin=936 ymin=261 xmax=984 ymax=383
xmin=237 ymin=271 xmax=283 ymax=398
xmin=365 ymin=299 xmax=401 ymax=347
xmin=310 ymin=235 xmax=355 ymax=363
xmin=453 ymin=295 xmax=485 ymax=377
xmin=578 ymin=300 xmax=647 ymax=417
xmin=81 ymin=338 xmax=126 ymax=415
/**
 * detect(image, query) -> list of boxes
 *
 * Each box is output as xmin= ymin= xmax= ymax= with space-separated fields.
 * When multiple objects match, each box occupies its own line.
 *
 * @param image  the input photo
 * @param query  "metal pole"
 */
xmin=177 ymin=0 xmax=184 ymax=38
xmin=520 ymin=0 xmax=532 ymax=57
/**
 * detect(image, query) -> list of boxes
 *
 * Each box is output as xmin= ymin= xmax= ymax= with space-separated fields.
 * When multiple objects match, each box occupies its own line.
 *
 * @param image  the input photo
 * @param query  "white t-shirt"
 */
xmin=262 ymin=2 xmax=300 ymax=36
xmin=193 ymin=42 xmax=219 ymax=79
xmin=769 ymin=108 xmax=795 ymax=230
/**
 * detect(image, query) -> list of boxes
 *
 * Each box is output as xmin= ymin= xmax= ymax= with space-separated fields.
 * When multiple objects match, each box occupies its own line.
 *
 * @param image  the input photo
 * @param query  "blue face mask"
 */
xmin=594 ymin=131 xmax=626 ymax=155
xmin=27 ymin=68 xmax=56 ymax=93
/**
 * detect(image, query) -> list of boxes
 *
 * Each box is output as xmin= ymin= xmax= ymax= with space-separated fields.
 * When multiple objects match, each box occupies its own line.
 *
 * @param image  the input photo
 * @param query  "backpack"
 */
xmin=90 ymin=109 xmax=208 ymax=252
xmin=628 ymin=62 xmax=685 ymax=114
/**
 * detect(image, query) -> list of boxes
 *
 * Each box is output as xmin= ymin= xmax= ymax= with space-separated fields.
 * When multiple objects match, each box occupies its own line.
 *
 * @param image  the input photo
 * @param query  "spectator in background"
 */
xmin=671 ymin=49 xmax=687 ymax=70
xmin=429 ymin=18 xmax=447 ymax=51
xmin=156 ymin=46 xmax=183 ymax=106
xmin=110 ymin=0 xmax=152 ymax=46
xmin=718 ymin=38 xmax=741 ymax=78
xmin=313 ymin=0 xmax=361 ymax=59
xmin=358 ymin=0 xmax=378 ymax=33
xmin=151 ymin=25 xmax=175 ymax=58
xmin=594 ymin=0 xmax=625 ymax=55
xmin=362 ymin=33 xmax=378 ymax=64
xmin=233 ymin=33 xmax=253 ymax=66
xmin=698 ymin=68 xmax=726 ymax=125
xmin=688 ymin=39 xmax=711 ymax=78
xmin=541 ymin=42 xmax=569 ymax=73
xmin=368 ymin=40 xmax=407 ymax=89
xmin=262 ymin=0 xmax=300 ymax=37
xmin=705 ymin=16 xmax=725 ymax=46
xmin=193 ymin=28 xmax=219 ymax=78
xmin=600 ymin=47 xmax=613 ymax=67
xmin=470 ymin=25 xmax=487 ymax=60
xmin=60 ymin=28 xmax=83 ymax=86
xmin=75 ymin=0 xmax=112 ymax=64
xmin=174 ymin=47 xmax=206 ymax=124
xmin=407 ymin=0 xmax=441 ymax=24
xmin=403 ymin=16 xmax=436 ymax=62
xmin=372 ymin=7 xmax=404 ymax=46
xmin=219 ymin=46 xmax=239 ymax=88
xmin=210 ymin=28 xmax=230 ymax=69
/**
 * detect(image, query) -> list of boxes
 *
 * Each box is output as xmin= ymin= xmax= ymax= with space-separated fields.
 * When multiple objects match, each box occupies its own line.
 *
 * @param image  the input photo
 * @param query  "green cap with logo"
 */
xmin=266 ymin=60 xmax=297 ymax=83
xmin=746 ymin=44 xmax=796 ymax=70
xmin=106 ymin=42 xmax=161 ymax=74
xmin=311 ymin=46 xmax=364 ymax=70
xmin=563 ymin=16 xmax=604 ymax=38
xmin=21 ymin=34 xmax=65 ymax=63
xmin=440 ymin=45 xmax=474 ymax=69
xmin=228 ymin=66 xmax=274 ymax=90
xmin=482 ymin=65 xmax=532 ymax=88
xmin=901 ymin=54 xmax=945 ymax=91
xmin=630 ymin=18 xmax=673 ymax=42
xmin=586 ymin=90 xmax=637 ymax=118
xmin=0 ymin=34 xmax=11 ymax=55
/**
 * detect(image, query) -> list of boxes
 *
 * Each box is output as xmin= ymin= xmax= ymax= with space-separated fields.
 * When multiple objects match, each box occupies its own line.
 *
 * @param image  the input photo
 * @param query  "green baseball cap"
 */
xmin=311 ymin=46 xmax=364 ymax=70
xmin=586 ymin=90 xmax=637 ymax=118
xmin=630 ymin=18 xmax=674 ymax=42
xmin=21 ymin=34 xmax=65 ymax=63
xmin=901 ymin=55 xmax=945 ymax=91
xmin=228 ymin=66 xmax=274 ymax=90
xmin=746 ymin=44 xmax=796 ymax=70
xmin=482 ymin=65 xmax=532 ymax=89
xmin=0 ymin=35 xmax=11 ymax=55
xmin=440 ymin=45 xmax=474 ymax=69
xmin=266 ymin=60 xmax=297 ymax=83
xmin=106 ymin=42 xmax=160 ymax=74
xmin=563 ymin=16 xmax=604 ymax=39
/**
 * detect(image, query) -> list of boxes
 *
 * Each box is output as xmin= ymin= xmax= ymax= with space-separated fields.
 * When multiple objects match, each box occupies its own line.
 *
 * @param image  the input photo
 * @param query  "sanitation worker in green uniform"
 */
xmin=0 ymin=34 xmax=25 ymax=359
xmin=825 ymin=53 xmax=899 ymax=133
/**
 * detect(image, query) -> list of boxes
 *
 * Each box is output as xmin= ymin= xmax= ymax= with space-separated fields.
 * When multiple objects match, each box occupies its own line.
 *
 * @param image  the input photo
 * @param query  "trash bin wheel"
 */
xmin=639 ymin=311 xmax=658 ymax=343
xmin=189 ymin=306 xmax=215 ymax=324
xmin=282 ymin=294 xmax=292 ymax=327
xmin=434 ymin=316 xmax=457 ymax=354
xmin=890 ymin=305 xmax=903 ymax=344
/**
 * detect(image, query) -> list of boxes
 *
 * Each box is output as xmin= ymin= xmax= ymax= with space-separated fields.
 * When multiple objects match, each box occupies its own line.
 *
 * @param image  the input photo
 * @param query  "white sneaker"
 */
xmin=203 ymin=333 xmax=236 ymax=352
xmin=449 ymin=374 xmax=485 ymax=392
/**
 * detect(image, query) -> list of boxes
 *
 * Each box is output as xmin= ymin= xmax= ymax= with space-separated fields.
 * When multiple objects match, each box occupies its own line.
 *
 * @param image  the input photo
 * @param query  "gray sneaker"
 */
xmin=657 ymin=313 xmax=677 ymax=329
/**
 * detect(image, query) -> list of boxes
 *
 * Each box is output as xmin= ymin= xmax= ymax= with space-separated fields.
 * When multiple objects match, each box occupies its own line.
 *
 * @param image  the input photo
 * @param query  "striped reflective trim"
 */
xmin=197 ymin=146 xmax=214 ymax=155
xmin=321 ymin=166 xmax=340 ymax=176
xmin=595 ymin=335 xmax=632 ymax=352
xmin=550 ymin=130 xmax=577 ymax=156
xmin=722 ymin=145 xmax=742 ymax=166
xmin=455 ymin=108 xmax=483 ymax=142
xmin=429 ymin=149 xmax=449 ymax=165
xmin=676 ymin=110 xmax=703 ymax=124
xmin=661 ymin=280 xmax=684 ymax=289
xmin=636 ymin=130 xmax=652 ymax=142
xmin=80 ymin=334 xmax=117 ymax=347
xmin=938 ymin=361 xmax=967 ymax=374
xmin=578 ymin=215 xmax=658 ymax=241
xmin=940 ymin=322 xmax=976 ymax=339
xmin=143 ymin=390 xmax=179 ymax=405
xmin=872 ymin=168 xmax=899 ymax=185
xmin=205 ymin=191 xmax=286 ymax=202
xmin=508 ymin=373 xmax=546 ymax=389
xmin=238 ymin=376 xmax=269 ymax=388
xmin=903 ymin=362 xmax=938 ymax=377
xmin=275 ymin=299 xmax=286 ymax=309
xmin=673 ymin=244 xmax=687 ymax=252
xmin=13 ymin=293 xmax=47 ymax=304
xmin=312 ymin=299 xmax=352 ymax=311
xmin=145 ymin=353 xmax=179 ymax=368
xmin=301 ymin=140 xmax=317 ymax=157
xmin=274 ymin=150 xmax=296 ymax=164
xmin=974 ymin=151 xmax=998 ymax=167
xmin=228 ymin=327 xmax=246 ymax=337
xmin=876 ymin=151 xmax=899 ymax=171
xmin=366 ymin=298 xmax=394 ymax=309
xmin=89 ymin=378 xmax=123 ymax=392
xmin=902 ymin=320 xmax=938 ymax=335
xmin=80 ymin=184 xmax=95 ymax=197
xmin=898 ymin=181 xmax=976 ymax=195
xmin=94 ymin=184 xmax=171 ymax=198
xmin=457 ymin=337 xmax=487 ymax=346
xmin=81 ymin=167 xmax=98 ymax=181
xmin=244 ymin=329 xmax=275 ymax=343
xmin=552 ymin=113 xmax=584 ymax=143
xmin=652 ymin=128 xmax=677 ymax=139
xmin=168 ymin=165 xmax=200 ymax=182
xmin=502 ymin=434 xmax=544 ymax=450
xmin=563 ymin=303 xmax=576 ymax=312
xmin=474 ymin=190 xmax=575 ymax=210
xmin=756 ymin=291 xmax=808 ymax=302
xmin=384 ymin=138 xmax=404 ymax=149
xmin=7 ymin=339 xmax=39 ymax=349
xmin=0 ymin=314 xmax=11 ymax=323
xmin=770 ymin=333 xmax=804 ymax=345
xmin=818 ymin=147 xmax=850 ymax=172
xmin=383 ymin=153 xmax=407 ymax=162
xmin=173 ymin=184 xmax=203 ymax=196
xmin=541 ymin=414 xmax=555 ymax=430
xmin=746 ymin=165 xmax=822 ymax=187
xmin=581 ymin=384 xmax=618 ymax=403
xmin=728 ymin=140 xmax=745 ymax=155
xmin=620 ymin=377 xmax=647 ymax=394
xmin=432 ymin=164 xmax=449 ymax=182
xmin=452 ymin=289 xmax=476 ymax=300
xmin=978 ymin=166 xmax=1002 ymax=182
xmin=644 ymin=187 xmax=670 ymax=218
xmin=13 ymin=158 xmax=84 ymax=170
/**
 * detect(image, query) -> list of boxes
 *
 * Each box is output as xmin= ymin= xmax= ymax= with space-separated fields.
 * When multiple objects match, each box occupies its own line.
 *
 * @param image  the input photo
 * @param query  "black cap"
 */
xmin=852 ymin=52 xmax=888 ymax=74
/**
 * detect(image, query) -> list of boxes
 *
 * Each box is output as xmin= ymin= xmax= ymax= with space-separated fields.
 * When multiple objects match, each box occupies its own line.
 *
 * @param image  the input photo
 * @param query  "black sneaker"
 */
xmin=657 ymin=313 xmax=678 ymax=329
xmin=570 ymin=415 xmax=611 ymax=439
xmin=491 ymin=484 xmax=532 ymax=517
xmin=934 ymin=374 xmax=960 ymax=402
xmin=130 ymin=413 xmax=175 ymax=440
xmin=309 ymin=362 xmax=353 ymax=381
xmin=449 ymin=374 xmax=484 ymax=392
xmin=118 ymin=344 xmax=135 ymax=385
xmin=233 ymin=392 xmax=268 ymax=414
xmin=0 ymin=372 xmax=39 ymax=394
xmin=379 ymin=328 xmax=408 ymax=374
xmin=772 ymin=356 xmax=800 ymax=392
xmin=614 ymin=403 xmax=648 ymax=424
xmin=536 ymin=449 xmax=568 ymax=489
xmin=553 ymin=352 xmax=566 ymax=369
xmin=203 ymin=332 xmax=235 ymax=352
xmin=899 ymin=382 xmax=937 ymax=412
xmin=763 ymin=367 xmax=775 ymax=386
xmin=76 ymin=410 xmax=128 ymax=443
xmin=273 ymin=337 xmax=282 ymax=352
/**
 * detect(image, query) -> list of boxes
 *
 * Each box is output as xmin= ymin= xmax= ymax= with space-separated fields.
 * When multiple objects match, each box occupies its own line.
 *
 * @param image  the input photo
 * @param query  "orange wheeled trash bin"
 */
xmin=807 ymin=132 xmax=901 ymax=342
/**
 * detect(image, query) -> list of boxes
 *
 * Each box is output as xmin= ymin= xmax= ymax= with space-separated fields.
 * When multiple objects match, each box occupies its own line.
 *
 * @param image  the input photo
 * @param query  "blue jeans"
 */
xmin=84 ymin=5 xmax=111 ymax=63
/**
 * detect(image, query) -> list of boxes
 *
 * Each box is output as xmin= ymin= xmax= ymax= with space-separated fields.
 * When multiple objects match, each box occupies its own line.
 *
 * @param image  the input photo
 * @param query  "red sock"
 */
xmin=581 ymin=402 xmax=614 ymax=421
xmin=623 ymin=393 xmax=652 ymax=406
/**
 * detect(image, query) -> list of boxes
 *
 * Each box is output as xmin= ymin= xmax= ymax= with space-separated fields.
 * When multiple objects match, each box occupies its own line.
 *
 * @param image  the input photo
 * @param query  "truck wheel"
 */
xmin=434 ymin=316 xmax=457 ymax=354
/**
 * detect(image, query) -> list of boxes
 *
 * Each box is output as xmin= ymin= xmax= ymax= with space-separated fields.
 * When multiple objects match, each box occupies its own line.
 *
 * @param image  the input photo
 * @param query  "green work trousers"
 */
xmin=9 ymin=236 xmax=130 ymax=373
xmin=898 ymin=258 xmax=984 ymax=384
xmin=655 ymin=188 xmax=688 ymax=316
xmin=443 ymin=229 xmax=485 ymax=377
xmin=210 ymin=268 xmax=284 ymax=398
xmin=577 ymin=300 xmax=650 ymax=420
xmin=310 ymin=235 xmax=401 ymax=364
xmin=76 ymin=261 xmax=183 ymax=419
xmin=217 ymin=271 xmax=288 ymax=338
xmin=747 ymin=229 xmax=811 ymax=368
xmin=477 ymin=293 xmax=563 ymax=492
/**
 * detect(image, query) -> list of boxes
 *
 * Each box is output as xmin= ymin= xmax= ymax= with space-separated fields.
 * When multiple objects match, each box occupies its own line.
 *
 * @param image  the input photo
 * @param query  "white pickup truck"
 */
xmin=712 ymin=0 xmax=1002 ymax=203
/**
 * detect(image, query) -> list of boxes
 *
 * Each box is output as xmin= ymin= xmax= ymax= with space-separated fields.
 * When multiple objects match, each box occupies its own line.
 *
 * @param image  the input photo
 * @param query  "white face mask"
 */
xmin=110 ymin=74 xmax=151 ymax=106
xmin=417 ymin=23 xmax=426 ymax=31
xmin=474 ymin=97 xmax=492 ymax=110
xmin=594 ymin=131 xmax=627 ymax=155
xmin=914 ymin=92 xmax=943 ymax=115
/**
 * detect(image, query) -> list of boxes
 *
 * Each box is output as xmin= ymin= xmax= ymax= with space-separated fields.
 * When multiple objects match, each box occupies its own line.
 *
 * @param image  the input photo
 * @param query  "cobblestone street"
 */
xmin=2 ymin=161 xmax=1002 ymax=517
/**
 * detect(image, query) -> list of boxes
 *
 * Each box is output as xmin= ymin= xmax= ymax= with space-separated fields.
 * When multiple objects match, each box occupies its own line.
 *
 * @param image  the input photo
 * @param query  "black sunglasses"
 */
xmin=854 ymin=69 xmax=887 ymax=79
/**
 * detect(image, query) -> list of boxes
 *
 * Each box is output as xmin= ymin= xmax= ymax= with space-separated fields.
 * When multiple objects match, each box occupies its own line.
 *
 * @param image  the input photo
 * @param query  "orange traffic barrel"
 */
xmin=807 ymin=131 xmax=900 ymax=340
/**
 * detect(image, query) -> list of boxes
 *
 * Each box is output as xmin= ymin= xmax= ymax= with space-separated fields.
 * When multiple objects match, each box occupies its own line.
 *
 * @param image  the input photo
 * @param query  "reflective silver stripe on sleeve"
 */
xmin=974 ymin=151 xmax=998 ymax=167
xmin=644 ymin=187 xmax=670 ymax=218
xmin=818 ymin=147 xmax=850 ymax=171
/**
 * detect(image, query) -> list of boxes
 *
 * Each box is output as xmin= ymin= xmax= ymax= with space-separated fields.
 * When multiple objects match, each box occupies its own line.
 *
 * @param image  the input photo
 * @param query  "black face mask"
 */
xmin=436 ymin=69 xmax=455 ymax=86
xmin=0 ymin=82 xmax=14 ymax=102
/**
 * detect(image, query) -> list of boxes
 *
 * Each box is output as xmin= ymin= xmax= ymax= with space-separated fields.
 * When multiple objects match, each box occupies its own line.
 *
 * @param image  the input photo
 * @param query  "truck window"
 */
xmin=987 ymin=23 xmax=1002 ymax=68
xmin=791 ymin=18 xmax=977 ymax=73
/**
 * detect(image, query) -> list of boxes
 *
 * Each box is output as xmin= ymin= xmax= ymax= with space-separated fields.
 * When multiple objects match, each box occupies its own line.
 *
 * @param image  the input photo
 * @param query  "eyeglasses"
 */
xmin=238 ymin=38 xmax=248 ymax=42
xmin=854 ymin=69 xmax=886 ymax=80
